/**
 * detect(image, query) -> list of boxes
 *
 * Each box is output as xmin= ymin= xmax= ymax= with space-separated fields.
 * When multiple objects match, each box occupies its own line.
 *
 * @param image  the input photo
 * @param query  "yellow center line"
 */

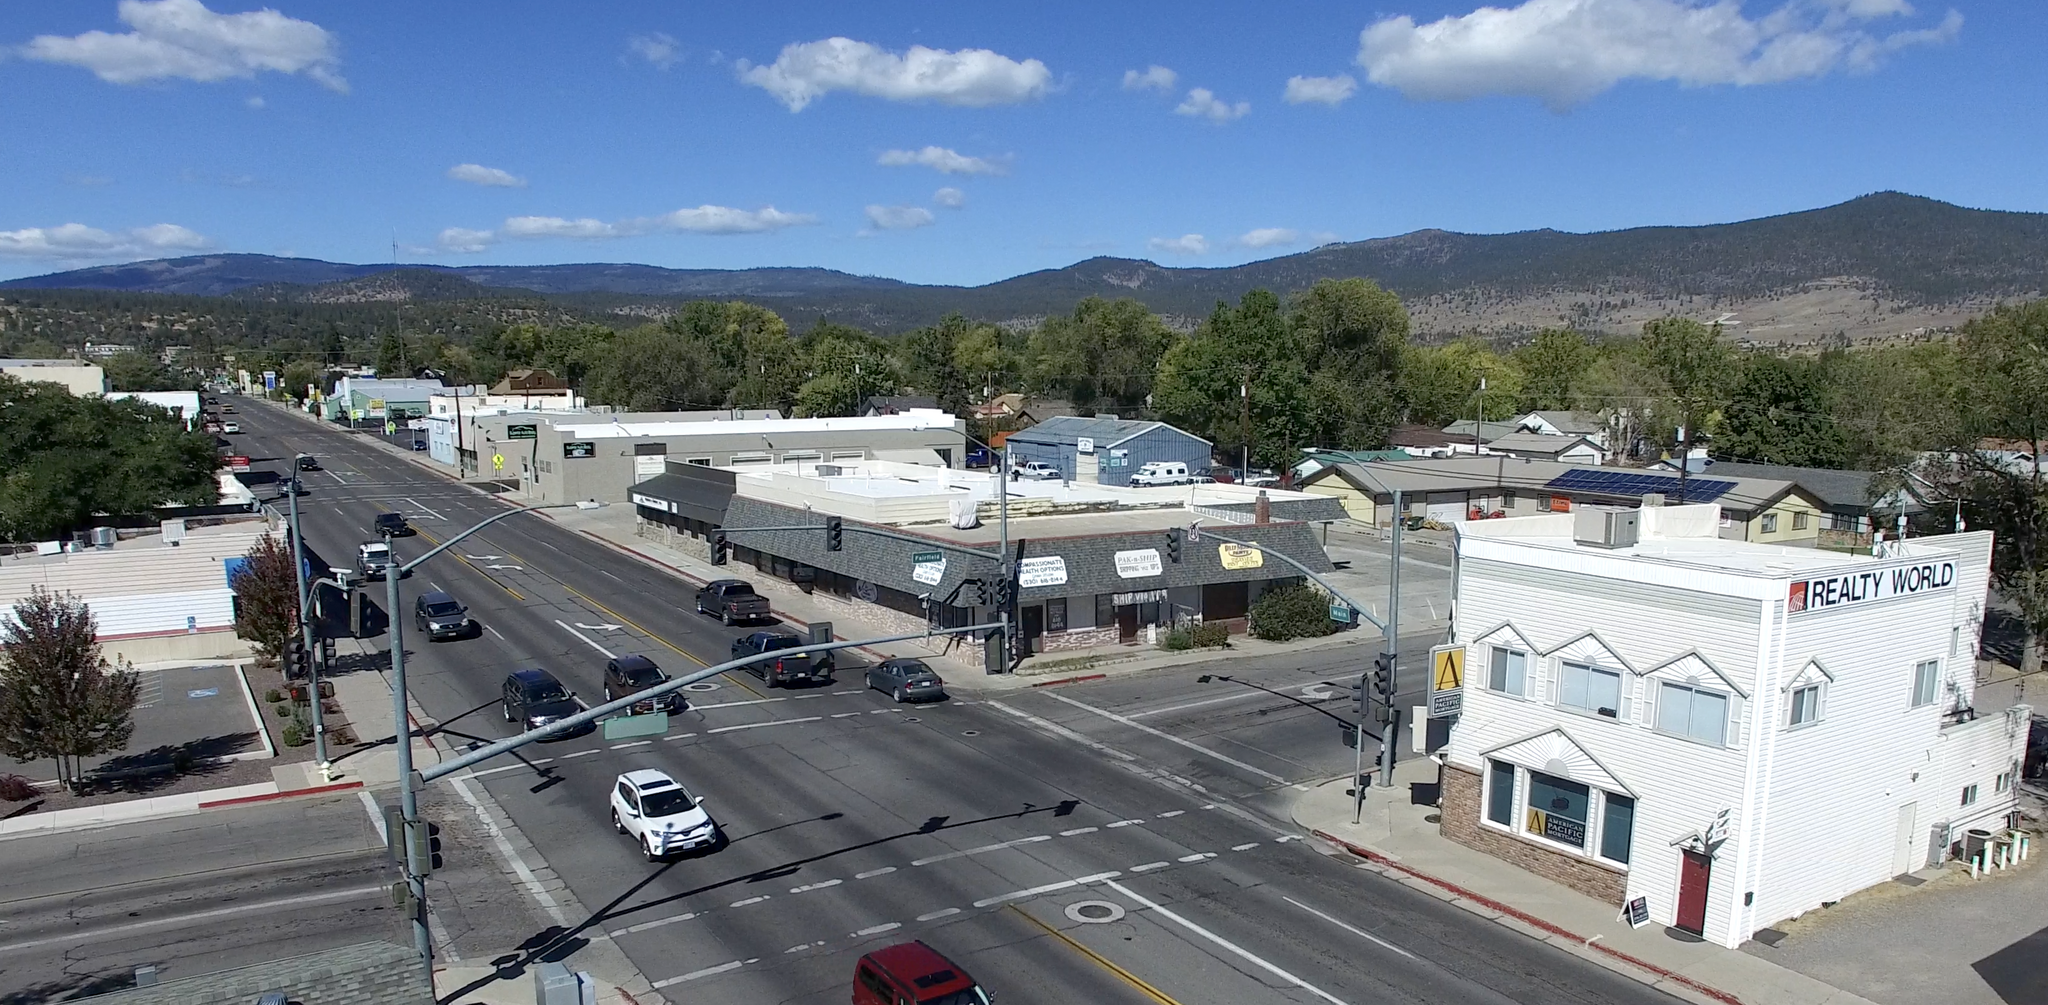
xmin=1005 ymin=904 xmax=1183 ymax=1005
xmin=414 ymin=528 xmax=524 ymax=601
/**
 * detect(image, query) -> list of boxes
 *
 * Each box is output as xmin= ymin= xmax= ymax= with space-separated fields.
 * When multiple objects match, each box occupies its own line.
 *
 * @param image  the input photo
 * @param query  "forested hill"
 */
xmin=5 ymin=192 xmax=2044 ymax=335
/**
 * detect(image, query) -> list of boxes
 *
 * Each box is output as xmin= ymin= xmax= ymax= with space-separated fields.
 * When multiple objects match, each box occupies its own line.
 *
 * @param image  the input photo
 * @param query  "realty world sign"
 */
xmin=1788 ymin=559 xmax=1956 ymax=615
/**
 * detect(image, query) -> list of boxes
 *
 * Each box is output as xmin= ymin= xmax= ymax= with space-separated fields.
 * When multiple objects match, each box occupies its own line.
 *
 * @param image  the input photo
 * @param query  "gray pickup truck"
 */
xmin=694 ymin=578 xmax=771 ymax=626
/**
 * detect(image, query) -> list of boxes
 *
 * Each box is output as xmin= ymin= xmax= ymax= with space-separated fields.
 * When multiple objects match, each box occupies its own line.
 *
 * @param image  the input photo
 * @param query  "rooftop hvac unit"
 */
xmin=815 ymin=464 xmax=844 ymax=477
xmin=1574 ymin=507 xmax=1639 ymax=549
xmin=91 ymin=526 xmax=118 ymax=550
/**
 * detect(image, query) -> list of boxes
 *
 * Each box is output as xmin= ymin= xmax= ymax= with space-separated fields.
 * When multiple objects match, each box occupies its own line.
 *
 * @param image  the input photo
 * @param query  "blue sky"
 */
xmin=2 ymin=0 xmax=2041 ymax=286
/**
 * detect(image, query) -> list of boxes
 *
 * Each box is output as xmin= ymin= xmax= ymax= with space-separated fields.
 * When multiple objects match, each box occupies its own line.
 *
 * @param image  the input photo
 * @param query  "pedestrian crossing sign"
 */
xmin=1428 ymin=645 xmax=1465 ymax=718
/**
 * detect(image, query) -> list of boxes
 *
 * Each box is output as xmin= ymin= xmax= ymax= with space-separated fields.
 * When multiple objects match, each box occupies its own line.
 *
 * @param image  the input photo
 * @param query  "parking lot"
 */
xmin=10 ymin=663 xmax=266 ymax=785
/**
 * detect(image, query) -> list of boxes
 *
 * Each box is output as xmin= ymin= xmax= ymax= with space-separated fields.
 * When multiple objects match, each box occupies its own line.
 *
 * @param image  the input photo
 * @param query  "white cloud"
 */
xmin=738 ymin=37 xmax=1051 ymax=111
xmin=933 ymin=187 xmax=966 ymax=209
xmin=447 ymin=163 xmax=527 ymax=188
xmin=244 ymin=94 xmax=264 ymax=108
xmin=439 ymin=205 xmax=818 ymax=251
xmin=1175 ymin=87 xmax=1249 ymax=122
xmin=1357 ymin=0 xmax=1962 ymax=109
xmin=1147 ymin=234 xmax=1209 ymax=256
xmin=1283 ymin=73 xmax=1357 ymax=105
xmin=25 ymin=0 xmax=347 ymax=93
xmin=646 ymin=205 xmax=818 ymax=234
xmin=1238 ymin=228 xmax=1301 ymax=249
xmin=0 ymin=221 xmax=208 ymax=261
xmin=1122 ymin=65 xmax=1177 ymax=93
xmin=627 ymin=32 xmax=679 ymax=69
xmin=864 ymin=205 xmax=937 ymax=231
xmin=502 ymin=216 xmax=618 ymax=240
xmin=436 ymin=227 xmax=495 ymax=254
xmin=876 ymin=146 xmax=1005 ymax=176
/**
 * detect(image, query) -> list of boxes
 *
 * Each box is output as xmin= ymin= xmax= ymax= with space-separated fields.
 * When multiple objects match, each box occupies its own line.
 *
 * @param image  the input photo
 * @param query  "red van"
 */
xmin=852 ymin=941 xmax=992 ymax=1005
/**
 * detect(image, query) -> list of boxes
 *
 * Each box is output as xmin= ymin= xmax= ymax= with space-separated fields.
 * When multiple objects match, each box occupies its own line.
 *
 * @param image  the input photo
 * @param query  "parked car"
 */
xmin=374 ymin=511 xmax=412 ymax=537
xmin=1012 ymin=460 xmax=1062 ymax=480
xmin=694 ymin=579 xmax=771 ymax=626
xmin=610 ymin=769 xmax=719 ymax=861
xmin=1128 ymin=461 xmax=1192 ymax=487
xmin=853 ymin=942 xmax=990 ymax=1005
xmin=220 ymin=404 xmax=236 ymax=413
xmin=1240 ymin=469 xmax=1281 ymax=488
xmin=866 ymin=658 xmax=946 ymax=703
xmin=221 ymin=422 xmax=242 ymax=434
xmin=603 ymin=654 xmax=683 ymax=713
xmin=964 ymin=446 xmax=995 ymax=469
xmin=296 ymin=455 xmax=321 ymax=471
xmin=500 ymin=669 xmax=587 ymax=736
xmin=409 ymin=440 xmax=428 ymax=451
xmin=356 ymin=541 xmax=397 ymax=578
xmin=730 ymin=630 xmax=831 ymax=687
xmin=413 ymin=591 xmax=472 ymax=641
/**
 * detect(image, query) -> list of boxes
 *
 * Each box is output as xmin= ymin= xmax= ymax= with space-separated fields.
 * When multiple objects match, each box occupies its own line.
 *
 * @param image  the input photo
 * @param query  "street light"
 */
xmin=384 ymin=499 xmax=603 ymax=972
xmin=285 ymin=454 xmax=330 ymax=776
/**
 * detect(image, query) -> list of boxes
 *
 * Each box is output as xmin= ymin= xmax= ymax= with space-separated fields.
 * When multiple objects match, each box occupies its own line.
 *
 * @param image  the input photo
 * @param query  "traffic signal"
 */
xmin=1164 ymin=528 xmax=1183 ymax=563
xmin=825 ymin=516 xmax=843 ymax=551
xmin=971 ymin=580 xmax=992 ymax=607
xmin=405 ymin=818 xmax=443 ymax=875
xmin=995 ymin=579 xmax=1015 ymax=609
xmin=285 ymin=638 xmax=309 ymax=680
xmin=1373 ymin=652 xmax=1396 ymax=699
xmin=1349 ymin=674 xmax=1368 ymax=718
xmin=709 ymin=530 xmax=728 ymax=565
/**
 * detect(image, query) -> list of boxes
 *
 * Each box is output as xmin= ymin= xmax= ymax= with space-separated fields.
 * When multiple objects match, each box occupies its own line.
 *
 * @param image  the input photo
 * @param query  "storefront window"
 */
xmin=1559 ymin=662 xmax=1621 ymax=717
xmin=1600 ymin=793 xmax=1635 ymax=864
xmin=1524 ymin=772 xmax=1589 ymax=848
xmin=1487 ymin=760 xmax=1516 ymax=826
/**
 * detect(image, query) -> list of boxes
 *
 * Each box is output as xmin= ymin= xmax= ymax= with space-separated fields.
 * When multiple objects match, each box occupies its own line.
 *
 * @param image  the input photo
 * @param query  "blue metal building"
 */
xmin=1003 ymin=415 xmax=1211 ymax=486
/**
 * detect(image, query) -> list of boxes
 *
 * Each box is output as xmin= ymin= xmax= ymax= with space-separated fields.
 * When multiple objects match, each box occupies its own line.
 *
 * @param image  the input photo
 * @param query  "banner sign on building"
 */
xmin=225 ymin=455 xmax=252 ymax=473
xmin=563 ymin=441 xmax=596 ymax=459
xmin=911 ymin=551 xmax=947 ymax=587
xmin=1428 ymin=645 xmax=1465 ymax=718
xmin=506 ymin=424 xmax=538 ymax=440
xmin=1017 ymin=556 xmax=1069 ymax=588
xmin=629 ymin=493 xmax=675 ymax=514
xmin=1787 ymin=559 xmax=1955 ymax=614
xmin=1218 ymin=543 xmax=1264 ymax=570
xmin=1114 ymin=548 xmax=1163 ymax=579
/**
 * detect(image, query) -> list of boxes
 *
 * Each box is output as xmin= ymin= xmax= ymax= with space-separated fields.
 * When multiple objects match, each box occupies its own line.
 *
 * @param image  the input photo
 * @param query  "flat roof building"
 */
xmin=1003 ymin=415 xmax=1211 ymax=487
xmin=1 ymin=358 xmax=108 ymax=396
xmin=1437 ymin=506 xmax=2018 ymax=948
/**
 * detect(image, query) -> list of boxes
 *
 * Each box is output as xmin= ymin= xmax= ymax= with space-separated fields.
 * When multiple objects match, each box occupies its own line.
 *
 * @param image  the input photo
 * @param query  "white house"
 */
xmin=1439 ymin=505 xmax=2022 ymax=948
xmin=1514 ymin=410 xmax=1611 ymax=451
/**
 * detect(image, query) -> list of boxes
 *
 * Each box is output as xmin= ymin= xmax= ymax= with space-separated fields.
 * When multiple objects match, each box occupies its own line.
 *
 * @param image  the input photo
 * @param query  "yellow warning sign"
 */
xmin=1428 ymin=644 xmax=1465 ymax=717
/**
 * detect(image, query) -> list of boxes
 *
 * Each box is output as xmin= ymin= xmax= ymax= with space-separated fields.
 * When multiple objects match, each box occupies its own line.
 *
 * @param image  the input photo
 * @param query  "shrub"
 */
xmin=1157 ymin=626 xmax=1195 ymax=651
xmin=0 ymin=774 xmax=36 ymax=801
xmin=1191 ymin=622 xmax=1230 ymax=648
xmin=275 ymin=704 xmax=293 ymax=718
xmin=281 ymin=724 xmax=307 ymax=747
xmin=264 ymin=689 xmax=283 ymax=703
xmin=1248 ymin=584 xmax=1339 ymax=642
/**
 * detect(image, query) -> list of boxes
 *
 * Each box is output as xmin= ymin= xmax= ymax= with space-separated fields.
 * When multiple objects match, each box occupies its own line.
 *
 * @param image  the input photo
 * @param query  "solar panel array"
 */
xmin=1543 ymin=469 xmax=1739 ymax=503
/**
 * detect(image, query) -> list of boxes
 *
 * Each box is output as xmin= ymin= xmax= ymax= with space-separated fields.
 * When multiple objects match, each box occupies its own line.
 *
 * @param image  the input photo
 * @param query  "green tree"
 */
xmin=0 ymin=376 xmax=219 ymax=542
xmin=1153 ymin=290 xmax=1319 ymax=469
xmin=1715 ymin=355 xmax=1849 ymax=467
xmin=0 ymin=587 xmax=140 ymax=788
xmin=1637 ymin=318 xmax=1737 ymax=484
xmin=1515 ymin=328 xmax=1597 ymax=411
xmin=897 ymin=314 xmax=973 ymax=416
xmin=1026 ymin=297 xmax=1181 ymax=408
xmin=280 ymin=362 xmax=320 ymax=403
xmin=1824 ymin=343 xmax=1960 ymax=469
xmin=1945 ymin=300 xmax=2048 ymax=673
xmin=953 ymin=325 xmax=1024 ymax=401
xmin=1400 ymin=339 xmax=1525 ymax=426
xmin=231 ymin=535 xmax=301 ymax=659
xmin=101 ymin=351 xmax=176 ymax=392
xmin=795 ymin=327 xmax=898 ymax=417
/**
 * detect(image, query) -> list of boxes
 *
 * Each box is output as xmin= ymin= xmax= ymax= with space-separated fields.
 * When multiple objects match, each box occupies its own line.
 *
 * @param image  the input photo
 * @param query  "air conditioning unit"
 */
xmin=1574 ymin=507 xmax=1639 ymax=549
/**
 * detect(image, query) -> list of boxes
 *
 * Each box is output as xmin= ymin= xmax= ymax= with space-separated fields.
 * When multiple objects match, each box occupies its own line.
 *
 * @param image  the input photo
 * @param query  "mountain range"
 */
xmin=6 ymin=192 xmax=2044 ymax=341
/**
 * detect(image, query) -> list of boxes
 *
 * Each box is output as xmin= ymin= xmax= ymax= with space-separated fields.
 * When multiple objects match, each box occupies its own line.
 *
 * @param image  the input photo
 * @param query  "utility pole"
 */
xmin=1240 ymin=366 xmax=1252 ymax=480
xmin=384 ymin=540 xmax=431 ymax=973
xmin=996 ymin=439 xmax=1011 ymax=673
xmin=285 ymin=462 xmax=329 ymax=776
xmin=1474 ymin=376 xmax=1486 ymax=452
xmin=1380 ymin=488 xmax=1403 ymax=788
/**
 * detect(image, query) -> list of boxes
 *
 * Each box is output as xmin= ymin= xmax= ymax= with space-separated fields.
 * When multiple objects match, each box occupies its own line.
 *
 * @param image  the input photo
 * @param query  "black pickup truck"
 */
xmin=694 ymin=579 xmax=772 ymax=626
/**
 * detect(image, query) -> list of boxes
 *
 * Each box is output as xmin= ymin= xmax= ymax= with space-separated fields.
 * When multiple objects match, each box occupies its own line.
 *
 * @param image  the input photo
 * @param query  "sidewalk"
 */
xmin=1291 ymin=762 xmax=1880 ymax=1005
xmin=269 ymin=635 xmax=443 ymax=792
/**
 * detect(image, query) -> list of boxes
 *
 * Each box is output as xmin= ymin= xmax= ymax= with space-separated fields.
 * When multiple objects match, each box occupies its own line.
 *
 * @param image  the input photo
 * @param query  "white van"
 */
xmin=1129 ymin=461 xmax=1191 ymax=486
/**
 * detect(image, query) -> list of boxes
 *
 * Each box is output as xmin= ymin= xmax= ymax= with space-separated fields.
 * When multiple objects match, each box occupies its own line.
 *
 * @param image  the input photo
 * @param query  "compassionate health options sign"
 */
xmin=1788 ymin=559 xmax=1956 ymax=614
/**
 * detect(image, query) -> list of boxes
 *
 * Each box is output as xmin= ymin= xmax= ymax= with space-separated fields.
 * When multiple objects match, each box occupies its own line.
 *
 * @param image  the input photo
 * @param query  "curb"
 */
xmin=1308 ymin=829 xmax=1745 ymax=1005
xmin=1029 ymin=673 xmax=1109 ymax=687
xmin=199 ymin=779 xmax=365 ymax=809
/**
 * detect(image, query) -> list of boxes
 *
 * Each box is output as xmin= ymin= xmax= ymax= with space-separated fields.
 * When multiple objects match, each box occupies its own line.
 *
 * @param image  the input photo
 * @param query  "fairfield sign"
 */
xmin=1788 ymin=559 xmax=1955 ymax=615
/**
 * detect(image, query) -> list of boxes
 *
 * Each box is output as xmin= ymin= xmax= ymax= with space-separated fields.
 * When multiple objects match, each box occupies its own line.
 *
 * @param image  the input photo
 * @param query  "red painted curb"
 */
xmin=199 ymin=780 xmax=364 ymax=809
xmin=1310 ymin=829 xmax=1746 ymax=1005
xmin=1030 ymin=673 xmax=1109 ymax=688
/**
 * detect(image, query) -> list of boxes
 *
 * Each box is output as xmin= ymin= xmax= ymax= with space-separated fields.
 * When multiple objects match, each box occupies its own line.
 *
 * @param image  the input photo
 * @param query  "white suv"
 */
xmin=610 ymin=769 xmax=719 ymax=860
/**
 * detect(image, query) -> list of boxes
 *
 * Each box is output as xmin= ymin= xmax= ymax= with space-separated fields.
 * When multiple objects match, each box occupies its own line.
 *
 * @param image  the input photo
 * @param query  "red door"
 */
xmin=1675 ymin=851 xmax=1713 ymax=935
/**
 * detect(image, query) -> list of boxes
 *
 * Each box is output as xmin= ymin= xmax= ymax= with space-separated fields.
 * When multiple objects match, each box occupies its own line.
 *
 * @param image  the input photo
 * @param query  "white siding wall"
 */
xmin=90 ymin=589 xmax=237 ymax=638
xmin=1447 ymin=556 xmax=1764 ymax=946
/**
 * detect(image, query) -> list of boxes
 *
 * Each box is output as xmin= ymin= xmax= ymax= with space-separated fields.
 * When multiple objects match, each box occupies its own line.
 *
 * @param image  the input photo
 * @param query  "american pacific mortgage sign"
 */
xmin=1787 ymin=559 xmax=1956 ymax=615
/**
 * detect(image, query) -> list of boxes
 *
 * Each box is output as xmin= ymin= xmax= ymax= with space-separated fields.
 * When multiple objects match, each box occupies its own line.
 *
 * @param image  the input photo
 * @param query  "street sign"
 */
xmin=1428 ymin=644 xmax=1465 ymax=718
xmin=506 ymin=423 xmax=538 ymax=440
xmin=563 ymin=441 xmax=595 ymax=459
xmin=1329 ymin=604 xmax=1354 ymax=624
xmin=602 ymin=711 xmax=669 ymax=740
xmin=912 ymin=552 xmax=946 ymax=586
xmin=491 ymin=453 xmax=505 ymax=472
xmin=226 ymin=455 xmax=252 ymax=473
xmin=1017 ymin=556 xmax=1068 ymax=588
xmin=385 ymin=421 xmax=396 ymax=435
xmin=912 ymin=551 xmax=943 ymax=564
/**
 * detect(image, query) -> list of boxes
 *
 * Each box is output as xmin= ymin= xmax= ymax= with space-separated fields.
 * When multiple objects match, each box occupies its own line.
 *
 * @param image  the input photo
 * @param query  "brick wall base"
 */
xmin=635 ymin=516 xmax=712 ymax=562
xmin=1040 ymin=625 xmax=1119 ymax=652
xmin=1440 ymin=763 xmax=1628 ymax=906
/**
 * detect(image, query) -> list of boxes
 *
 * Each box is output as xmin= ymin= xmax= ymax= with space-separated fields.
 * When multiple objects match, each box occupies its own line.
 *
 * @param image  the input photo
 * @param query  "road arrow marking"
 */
xmin=465 ymin=554 xmax=501 ymax=561
xmin=574 ymin=622 xmax=625 ymax=632
xmin=485 ymin=564 xmax=524 ymax=571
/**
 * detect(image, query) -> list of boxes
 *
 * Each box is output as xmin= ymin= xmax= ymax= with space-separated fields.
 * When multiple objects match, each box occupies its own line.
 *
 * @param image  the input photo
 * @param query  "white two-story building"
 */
xmin=1439 ymin=504 xmax=2024 ymax=948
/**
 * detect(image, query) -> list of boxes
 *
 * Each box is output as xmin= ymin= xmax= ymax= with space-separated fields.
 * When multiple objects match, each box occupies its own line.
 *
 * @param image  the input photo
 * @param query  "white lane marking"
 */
xmin=405 ymin=497 xmax=446 ymax=521
xmin=431 ymin=581 xmax=445 ymax=592
xmin=855 ymin=867 xmax=897 ymax=880
xmin=331 ymin=506 xmax=349 ymax=517
xmin=1130 ymin=862 xmax=1170 ymax=873
xmin=610 ymin=741 xmax=652 ymax=750
xmin=448 ymin=774 xmax=570 ymax=929
xmin=986 ymin=700 xmax=1138 ymax=762
xmin=562 ymin=749 xmax=599 ymax=759
xmin=1282 ymin=896 xmax=1417 ymax=959
xmin=1043 ymin=691 xmax=1288 ymax=784
xmin=1107 ymin=880 xmax=1350 ymax=1005
xmin=916 ymin=908 xmax=961 ymax=922
xmin=783 ymin=944 xmax=809 ymax=954
xmin=1158 ymin=810 xmax=1186 ymax=818
xmin=971 ymin=872 xmax=1121 ymax=909
xmin=690 ymin=697 xmax=789 ymax=710
xmin=653 ymin=960 xmax=752 ymax=988
xmin=707 ymin=716 xmax=823 ymax=734
xmin=662 ymin=732 xmax=698 ymax=741
xmin=0 ymin=885 xmax=389 ymax=953
xmin=1275 ymin=835 xmax=1301 ymax=843
xmin=326 ymin=470 xmax=348 ymax=485
xmin=830 ymin=712 xmax=862 ymax=719
xmin=555 ymin=619 xmax=616 ymax=659
xmin=1177 ymin=852 xmax=1217 ymax=863
xmin=730 ymin=895 xmax=770 ymax=908
xmin=1232 ymin=843 xmax=1260 ymax=852
xmin=1128 ymin=691 xmax=1271 ymax=718
xmin=487 ymin=625 xmax=507 ymax=640
xmin=359 ymin=790 xmax=387 ymax=844
xmin=601 ymin=569 xmax=625 ymax=583
xmin=1059 ymin=827 xmax=1099 ymax=837
xmin=611 ymin=911 xmax=698 ymax=936
xmin=1107 ymin=819 xmax=1145 ymax=828
xmin=854 ymin=923 xmax=902 ymax=937
xmin=791 ymin=879 xmax=843 ymax=894
xmin=911 ymin=834 xmax=1051 ymax=867
xmin=833 ymin=690 xmax=864 ymax=695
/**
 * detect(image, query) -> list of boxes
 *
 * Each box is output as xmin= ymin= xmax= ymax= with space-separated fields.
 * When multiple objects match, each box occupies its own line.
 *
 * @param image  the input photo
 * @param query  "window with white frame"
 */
xmin=1792 ymin=511 xmax=1808 ymax=530
xmin=1484 ymin=760 xmax=1635 ymax=866
xmin=1657 ymin=682 xmax=1728 ymax=745
xmin=1524 ymin=771 xmax=1591 ymax=849
xmin=1488 ymin=646 xmax=1527 ymax=697
xmin=1761 ymin=513 xmax=1779 ymax=533
xmin=1996 ymin=768 xmax=2014 ymax=794
xmin=1787 ymin=683 xmax=1821 ymax=728
xmin=1960 ymin=783 xmax=1979 ymax=807
xmin=1911 ymin=660 xmax=1940 ymax=707
xmin=1558 ymin=662 xmax=1622 ymax=718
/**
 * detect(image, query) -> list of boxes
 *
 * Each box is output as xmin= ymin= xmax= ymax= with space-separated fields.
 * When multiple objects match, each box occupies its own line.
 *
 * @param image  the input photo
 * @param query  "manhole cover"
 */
xmin=1065 ymin=901 xmax=1125 ymax=924
xmin=682 ymin=682 xmax=721 ymax=692
xmin=961 ymin=730 xmax=980 ymax=736
xmin=903 ymin=717 xmax=920 ymax=723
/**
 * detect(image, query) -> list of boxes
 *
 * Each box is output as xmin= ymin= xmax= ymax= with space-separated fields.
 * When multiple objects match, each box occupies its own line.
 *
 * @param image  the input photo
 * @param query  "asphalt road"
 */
xmin=0 ymin=795 xmax=400 ymax=1003
xmin=229 ymin=402 xmax=1682 ymax=1005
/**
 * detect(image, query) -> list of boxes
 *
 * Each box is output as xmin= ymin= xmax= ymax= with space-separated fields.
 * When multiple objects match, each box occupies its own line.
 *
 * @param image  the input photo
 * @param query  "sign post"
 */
xmin=1427 ymin=645 xmax=1465 ymax=718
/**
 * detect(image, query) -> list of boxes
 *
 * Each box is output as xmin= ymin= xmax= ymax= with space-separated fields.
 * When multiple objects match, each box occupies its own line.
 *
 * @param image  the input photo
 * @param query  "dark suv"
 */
xmin=501 ymin=669 xmax=587 ymax=737
xmin=603 ymin=655 xmax=683 ymax=714
xmin=731 ymin=631 xmax=832 ymax=688
xmin=374 ymin=511 xmax=412 ymax=537
xmin=413 ymin=591 xmax=471 ymax=641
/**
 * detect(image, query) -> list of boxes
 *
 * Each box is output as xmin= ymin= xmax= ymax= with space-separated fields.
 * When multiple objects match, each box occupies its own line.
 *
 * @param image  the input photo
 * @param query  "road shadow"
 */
xmin=0 ymin=968 xmax=135 ymax=1004
xmin=1981 ymin=607 xmax=2027 ymax=670
xmin=67 ymin=733 xmax=251 ymax=795
xmin=1974 ymin=923 xmax=2048 ymax=1004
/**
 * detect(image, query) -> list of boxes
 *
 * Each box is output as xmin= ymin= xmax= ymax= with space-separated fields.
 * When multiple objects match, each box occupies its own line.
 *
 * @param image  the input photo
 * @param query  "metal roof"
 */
xmin=1006 ymin=414 xmax=1209 ymax=448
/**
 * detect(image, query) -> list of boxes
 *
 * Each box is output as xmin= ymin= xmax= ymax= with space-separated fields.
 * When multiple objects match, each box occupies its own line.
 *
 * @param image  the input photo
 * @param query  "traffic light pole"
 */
xmin=1380 ymin=488 xmax=1404 ymax=789
xmin=284 ymin=462 xmax=329 ymax=775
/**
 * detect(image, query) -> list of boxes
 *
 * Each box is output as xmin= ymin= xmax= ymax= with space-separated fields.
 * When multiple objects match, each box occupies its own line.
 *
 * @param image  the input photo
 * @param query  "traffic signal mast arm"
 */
xmin=1194 ymin=527 xmax=1386 ymax=634
xmin=717 ymin=522 xmax=1006 ymax=563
